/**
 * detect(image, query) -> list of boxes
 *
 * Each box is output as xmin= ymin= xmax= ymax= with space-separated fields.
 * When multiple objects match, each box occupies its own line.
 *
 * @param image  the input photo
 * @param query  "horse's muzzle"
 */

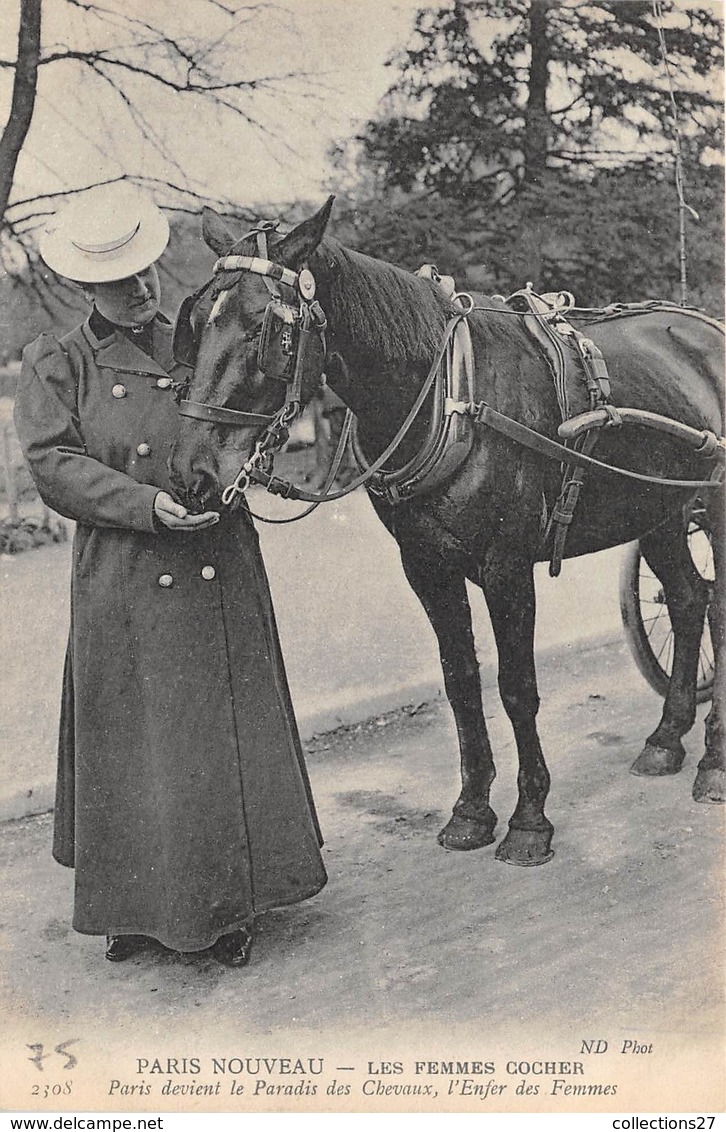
xmin=167 ymin=440 xmax=221 ymax=514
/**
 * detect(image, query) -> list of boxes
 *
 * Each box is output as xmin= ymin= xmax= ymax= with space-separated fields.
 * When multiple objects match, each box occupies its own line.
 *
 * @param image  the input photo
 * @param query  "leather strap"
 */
xmin=473 ymin=404 xmax=723 ymax=490
xmin=547 ymin=429 xmax=600 ymax=577
xmin=213 ymin=255 xmax=298 ymax=290
xmin=179 ymin=399 xmax=275 ymax=427
xmin=558 ymin=406 xmax=723 ymax=456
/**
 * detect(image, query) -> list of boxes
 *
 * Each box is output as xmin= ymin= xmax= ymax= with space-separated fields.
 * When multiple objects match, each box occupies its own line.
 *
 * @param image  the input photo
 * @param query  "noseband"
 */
xmin=177 ymin=221 xmax=328 ymax=501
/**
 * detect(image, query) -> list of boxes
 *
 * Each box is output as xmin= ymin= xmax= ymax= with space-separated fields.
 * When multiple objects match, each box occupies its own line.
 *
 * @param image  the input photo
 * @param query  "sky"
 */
xmin=0 ymin=0 xmax=723 ymax=233
xmin=0 ymin=0 xmax=427 ymax=222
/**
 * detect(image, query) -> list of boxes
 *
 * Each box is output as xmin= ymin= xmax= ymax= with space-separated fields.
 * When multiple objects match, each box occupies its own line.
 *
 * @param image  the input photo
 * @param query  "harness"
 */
xmin=176 ymin=240 xmax=725 ymax=563
xmin=349 ymin=269 xmax=476 ymax=505
xmin=505 ymin=284 xmax=619 ymax=575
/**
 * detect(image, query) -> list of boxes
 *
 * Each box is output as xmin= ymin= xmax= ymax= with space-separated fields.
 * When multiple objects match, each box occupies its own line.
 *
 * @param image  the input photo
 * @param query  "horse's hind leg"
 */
xmin=480 ymin=548 xmax=554 ymax=866
xmin=398 ymin=547 xmax=498 ymax=850
xmin=694 ymin=489 xmax=725 ymax=803
xmin=630 ymin=510 xmax=710 ymax=778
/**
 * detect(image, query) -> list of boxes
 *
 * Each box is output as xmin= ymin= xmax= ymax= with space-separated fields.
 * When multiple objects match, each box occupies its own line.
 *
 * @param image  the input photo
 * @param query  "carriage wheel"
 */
xmin=619 ymin=510 xmax=714 ymax=703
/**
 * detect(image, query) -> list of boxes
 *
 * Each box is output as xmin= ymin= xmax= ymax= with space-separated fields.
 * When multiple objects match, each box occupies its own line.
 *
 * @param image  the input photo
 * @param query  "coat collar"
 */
xmin=81 ymin=313 xmax=179 ymax=378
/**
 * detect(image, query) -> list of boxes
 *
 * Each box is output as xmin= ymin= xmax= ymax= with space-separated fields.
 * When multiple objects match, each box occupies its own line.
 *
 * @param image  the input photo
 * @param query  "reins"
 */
xmin=180 ymin=226 xmax=474 ymax=517
xmin=179 ymin=251 xmax=725 ymax=522
xmin=237 ymin=313 xmax=467 ymax=507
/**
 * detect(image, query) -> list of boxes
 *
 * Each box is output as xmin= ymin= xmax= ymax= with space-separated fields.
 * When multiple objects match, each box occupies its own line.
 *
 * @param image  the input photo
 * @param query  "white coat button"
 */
xmin=158 ymin=574 xmax=173 ymax=588
xmin=201 ymin=565 xmax=216 ymax=581
xmin=111 ymin=384 xmax=126 ymax=398
xmin=136 ymin=443 xmax=151 ymax=457
xmin=156 ymin=377 xmax=172 ymax=389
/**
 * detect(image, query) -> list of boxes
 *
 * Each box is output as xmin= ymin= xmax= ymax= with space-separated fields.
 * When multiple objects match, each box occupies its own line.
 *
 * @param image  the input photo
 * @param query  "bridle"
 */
xmin=176 ymin=222 xmax=470 ymax=515
xmin=177 ymin=221 xmax=330 ymax=504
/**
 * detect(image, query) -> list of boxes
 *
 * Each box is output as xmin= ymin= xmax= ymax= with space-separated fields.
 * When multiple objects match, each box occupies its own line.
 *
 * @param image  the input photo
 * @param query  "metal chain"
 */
xmin=220 ymin=402 xmax=301 ymax=506
xmin=221 ymin=436 xmax=267 ymax=505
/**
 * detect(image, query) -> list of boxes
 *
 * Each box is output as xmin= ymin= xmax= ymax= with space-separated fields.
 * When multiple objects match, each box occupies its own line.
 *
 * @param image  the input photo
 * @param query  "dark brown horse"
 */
xmin=169 ymin=198 xmax=724 ymax=866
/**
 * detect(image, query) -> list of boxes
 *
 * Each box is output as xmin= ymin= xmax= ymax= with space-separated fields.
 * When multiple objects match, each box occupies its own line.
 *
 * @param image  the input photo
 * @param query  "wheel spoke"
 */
xmin=621 ymin=529 xmax=714 ymax=701
xmin=699 ymin=642 xmax=714 ymax=672
xmin=654 ymin=631 xmax=674 ymax=668
xmin=642 ymin=605 xmax=669 ymax=626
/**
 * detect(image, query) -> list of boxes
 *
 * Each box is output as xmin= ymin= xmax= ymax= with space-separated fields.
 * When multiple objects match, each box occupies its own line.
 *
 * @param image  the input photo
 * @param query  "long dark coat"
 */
xmin=14 ymin=315 xmax=326 ymax=951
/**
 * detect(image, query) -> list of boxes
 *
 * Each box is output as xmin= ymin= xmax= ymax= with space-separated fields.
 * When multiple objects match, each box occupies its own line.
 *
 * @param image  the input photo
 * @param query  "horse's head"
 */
xmin=168 ymin=196 xmax=334 ymax=512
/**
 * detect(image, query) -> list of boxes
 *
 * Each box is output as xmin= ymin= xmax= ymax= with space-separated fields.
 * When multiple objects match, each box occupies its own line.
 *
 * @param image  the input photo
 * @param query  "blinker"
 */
xmin=258 ymin=300 xmax=298 ymax=382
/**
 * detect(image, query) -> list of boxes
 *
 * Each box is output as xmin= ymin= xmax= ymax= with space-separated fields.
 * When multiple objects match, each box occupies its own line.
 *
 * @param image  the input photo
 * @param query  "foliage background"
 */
xmin=0 ymin=0 xmax=723 ymax=367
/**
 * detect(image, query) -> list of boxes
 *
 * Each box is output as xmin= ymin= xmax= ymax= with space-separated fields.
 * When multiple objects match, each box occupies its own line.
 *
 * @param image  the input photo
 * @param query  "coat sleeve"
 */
xmin=13 ymin=333 xmax=160 ymax=532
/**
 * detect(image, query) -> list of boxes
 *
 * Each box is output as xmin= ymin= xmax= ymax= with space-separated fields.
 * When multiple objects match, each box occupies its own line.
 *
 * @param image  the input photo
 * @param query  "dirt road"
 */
xmin=1 ymin=635 xmax=723 ymax=1114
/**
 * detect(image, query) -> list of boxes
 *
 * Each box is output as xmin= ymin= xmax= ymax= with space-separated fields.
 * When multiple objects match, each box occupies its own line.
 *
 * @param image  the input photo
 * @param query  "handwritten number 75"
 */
xmin=27 ymin=1040 xmax=79 ymax=1071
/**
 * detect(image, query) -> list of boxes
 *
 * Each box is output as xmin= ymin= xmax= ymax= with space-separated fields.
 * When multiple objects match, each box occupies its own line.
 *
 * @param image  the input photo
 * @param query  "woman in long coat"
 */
xmin=14 ymin=184 xmax=326 ymax=965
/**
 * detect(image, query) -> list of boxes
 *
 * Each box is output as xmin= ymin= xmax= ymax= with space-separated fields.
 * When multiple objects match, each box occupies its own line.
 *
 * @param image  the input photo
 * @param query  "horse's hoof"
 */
xmin=495 ymin=827 xmax=554 ymax=867
xmin=692 ymin=767 xmax=725 ymax=804
xmin=630 ymin=742 xmax=685 ymax=777
xmin=437 ymin=812 xmax=496 ymax=851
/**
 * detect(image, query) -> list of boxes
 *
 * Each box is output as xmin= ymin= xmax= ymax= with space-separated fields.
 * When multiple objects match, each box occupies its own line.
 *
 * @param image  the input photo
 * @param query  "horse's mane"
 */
xmin=309 ymin=237 xmax=536 ymax=372
xmin=311 ymin=238 xmax=451 ymax=365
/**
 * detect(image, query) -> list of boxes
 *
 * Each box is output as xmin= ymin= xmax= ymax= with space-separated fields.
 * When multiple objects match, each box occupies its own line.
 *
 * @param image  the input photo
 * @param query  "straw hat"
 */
xmin=40 ymin=183 xmax=170 ymax=283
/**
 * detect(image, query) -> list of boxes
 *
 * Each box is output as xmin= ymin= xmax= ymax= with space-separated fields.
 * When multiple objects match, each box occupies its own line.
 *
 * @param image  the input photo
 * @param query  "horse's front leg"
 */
xmin=398 ymin=547 xmax=498 ymax=850
xmin=480 ymin=549 xmax=554 ymax=866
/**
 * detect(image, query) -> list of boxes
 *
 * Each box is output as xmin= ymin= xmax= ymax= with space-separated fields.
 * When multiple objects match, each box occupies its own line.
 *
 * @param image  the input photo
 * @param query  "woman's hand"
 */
xmin=154 ymin=491 xmax=219 ymax=530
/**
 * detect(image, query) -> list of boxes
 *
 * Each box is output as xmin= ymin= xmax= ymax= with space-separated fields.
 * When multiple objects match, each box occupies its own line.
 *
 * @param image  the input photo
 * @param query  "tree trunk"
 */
xmin=523 ymin=0 xmax=551 ymax=187
xmin=0 ymin=0 xmax=42 ymax=222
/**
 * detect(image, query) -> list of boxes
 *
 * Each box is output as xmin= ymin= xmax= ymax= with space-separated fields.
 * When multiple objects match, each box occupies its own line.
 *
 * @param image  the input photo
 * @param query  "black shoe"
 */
xmin=105 ymin=934 xmax=149 ymax=962
xmin=212 ymin=926 xmax=254 ymax=967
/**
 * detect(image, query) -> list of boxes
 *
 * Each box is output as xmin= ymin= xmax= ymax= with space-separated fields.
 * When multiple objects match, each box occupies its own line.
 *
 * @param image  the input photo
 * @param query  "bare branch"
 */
xmin=63 ymin=0 xmax=195 ymax=43
xmin=38 ymin=44 xmax=315 ymax=108
xmin=1 ymin=0 xmax=328 ymax=324
xmin=135 ymin=177 xmax=243 ymax=213
xmin=87 ymin=61 xmax=190 ymax=184
xmin=6 ymin=176 xmax=132 ymax=213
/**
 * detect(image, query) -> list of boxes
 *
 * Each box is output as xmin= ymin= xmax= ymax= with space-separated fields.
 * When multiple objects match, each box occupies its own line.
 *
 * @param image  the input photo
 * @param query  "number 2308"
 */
xmin=31 ymin=1082 xmax=73 ymax=1098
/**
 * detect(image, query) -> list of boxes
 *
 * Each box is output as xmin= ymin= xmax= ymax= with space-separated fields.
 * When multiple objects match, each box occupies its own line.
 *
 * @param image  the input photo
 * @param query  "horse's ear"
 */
xmin=276 ymin=196 xmax=335 ymax=267
xmin=202 ymin=207 xmax=236 ymax=257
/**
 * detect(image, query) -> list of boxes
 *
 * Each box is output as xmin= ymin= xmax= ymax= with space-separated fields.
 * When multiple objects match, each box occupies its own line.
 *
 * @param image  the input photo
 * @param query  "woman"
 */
xmin=14 ymin=183 xmax=327 ymax=966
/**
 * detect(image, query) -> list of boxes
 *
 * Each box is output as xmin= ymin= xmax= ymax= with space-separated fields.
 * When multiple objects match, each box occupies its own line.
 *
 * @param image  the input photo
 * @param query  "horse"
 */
xmin=168 ymin=197 xmax=725 ymax=867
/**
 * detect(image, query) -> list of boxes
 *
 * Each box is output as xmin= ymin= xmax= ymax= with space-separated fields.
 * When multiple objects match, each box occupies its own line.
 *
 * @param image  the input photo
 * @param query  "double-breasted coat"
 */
xmin=14 ymin=314 xmax=326 ymax=951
